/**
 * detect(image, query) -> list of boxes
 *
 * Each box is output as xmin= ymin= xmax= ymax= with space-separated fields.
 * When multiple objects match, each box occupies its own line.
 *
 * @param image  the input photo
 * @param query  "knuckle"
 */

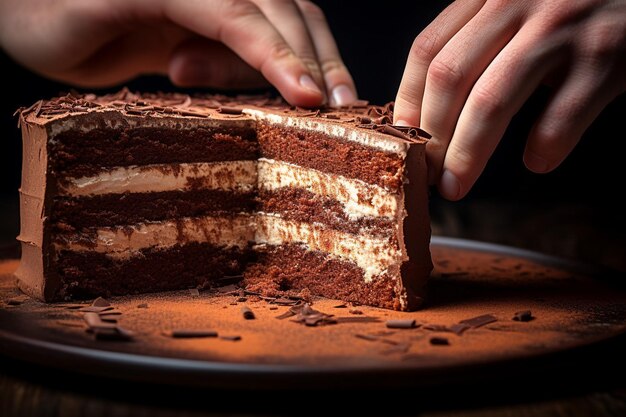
xmin=483 ymin=0 xmax=517 ymax=15
xmin=266 ymin=41 xmax=295 ymax=64
xmin=470 ymin=84 xmax=507 ymax=118
xmin=583 ymin=19 xmax=626 ymax=63
xmin=409 ymin=31 xmax=440 ymax=64
xmin=300 ymin=55 xmax=319 ymax=69
xmin=221 ymin=0 xmax=262 ymax=21
xmin=427 ymin=57 xmax=465 ymax=89
xmin=447 ymin=145 xmax=476 ymax=173
xmin=298 ymin=0 xmax=325 ymax=21
xmin=271 ymin=42 xmax=294 ymax=60
xmin=320 ymin=58 xmax=345 ymax=74
xmin=301 ymin=55 xmax=323 ymax=78
xmin=257 ymin=0 xmax=293 ymax=8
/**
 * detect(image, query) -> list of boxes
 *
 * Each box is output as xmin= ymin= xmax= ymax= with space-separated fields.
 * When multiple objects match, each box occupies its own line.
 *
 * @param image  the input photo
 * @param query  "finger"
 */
xmin=439 ymin=28 xmax=566 ymax=200
xmin=296 ymin=0 xmax=357 ymax=107
xmin=169 ymin=38 xmax=269 ymax=89
xmin=393 ymin=0 xmax=486 ymax=127
xmin=252 ymin=0 xmax=327 ymax=102
xmin=419 ymin=3 xmax=521 ymax=181
xmin=163 ymin=0 xmax=324 ymax=106
xmin=58 ymin=25 xmax=189 ymax=87
xmin=524 ymin=65 xmax=619 ymax=173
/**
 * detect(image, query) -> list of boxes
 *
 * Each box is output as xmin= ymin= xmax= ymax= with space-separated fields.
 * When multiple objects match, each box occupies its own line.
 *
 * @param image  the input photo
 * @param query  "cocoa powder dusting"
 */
xmin=2 ymin=243 xmax=625 ymax=367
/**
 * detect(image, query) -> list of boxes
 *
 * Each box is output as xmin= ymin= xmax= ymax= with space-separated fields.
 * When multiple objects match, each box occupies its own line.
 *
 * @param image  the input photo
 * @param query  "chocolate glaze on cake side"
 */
xmin=15 ymin=89 xmax=432 ymax=311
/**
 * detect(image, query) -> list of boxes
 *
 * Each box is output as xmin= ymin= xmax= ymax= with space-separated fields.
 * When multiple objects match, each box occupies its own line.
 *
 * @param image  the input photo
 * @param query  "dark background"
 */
xmin=1 ymin=0 xmax=624 ymax=270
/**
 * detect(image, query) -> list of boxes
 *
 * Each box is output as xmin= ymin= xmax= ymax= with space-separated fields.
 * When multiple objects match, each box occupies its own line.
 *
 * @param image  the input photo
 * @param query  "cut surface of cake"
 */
xmin=16 ymin=90 xmax=432 ymax=311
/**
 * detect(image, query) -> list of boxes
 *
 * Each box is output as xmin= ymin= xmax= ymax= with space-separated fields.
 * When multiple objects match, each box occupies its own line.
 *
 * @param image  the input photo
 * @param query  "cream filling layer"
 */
xmin=258 ymin=159 xmax=398 ymax=219
xmin=255 ymin=214 xmax=402 ymax=282
xmin=54 ymin=214 xmax=255 ymax=258
xmin=58 ymin=159 xmax=400 ymax=220
xmin=55 ymin=214 xmax=402 ymax=281
xmin=59 ymin=161 xmax=258 ymax=197
xmin=244 ymin=109 xmax=409 ymax=154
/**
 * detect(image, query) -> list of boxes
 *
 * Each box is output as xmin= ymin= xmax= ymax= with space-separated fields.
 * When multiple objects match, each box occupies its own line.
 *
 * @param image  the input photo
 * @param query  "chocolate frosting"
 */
xmin=16 ymin=89 xmax=432 ymax=310
xmin=18 ymin=88 xmax=430 ymax=144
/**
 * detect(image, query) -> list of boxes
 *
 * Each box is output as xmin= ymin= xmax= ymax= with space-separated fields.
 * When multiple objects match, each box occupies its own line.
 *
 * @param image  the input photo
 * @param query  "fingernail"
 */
xmin=395 ymin=119 xmax=411 ymax=127
xmin=439 ymin=169 xmax=461 ymax=200
xmin=330 ymin=84 xmax=356 ymax=107
xmin=525 ymin=151 xmax=549 ymax=173
xmin=299 ymin=74 xmax=323 ymax=95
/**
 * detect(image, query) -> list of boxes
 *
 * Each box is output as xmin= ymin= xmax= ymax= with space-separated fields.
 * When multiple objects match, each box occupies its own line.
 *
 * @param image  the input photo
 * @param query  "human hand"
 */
xmin=393 ymin=0 xmax=626 ymax=200
xmin=0 ymin=0 xmax=357 ymax=107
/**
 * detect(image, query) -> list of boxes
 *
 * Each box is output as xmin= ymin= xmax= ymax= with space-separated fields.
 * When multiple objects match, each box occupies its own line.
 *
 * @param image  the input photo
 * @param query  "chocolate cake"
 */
xmin=15 ymin=89 xmax=432 ymax=311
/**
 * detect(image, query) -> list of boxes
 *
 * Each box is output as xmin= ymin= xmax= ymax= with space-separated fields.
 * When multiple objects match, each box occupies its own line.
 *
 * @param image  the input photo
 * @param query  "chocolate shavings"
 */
xmin=460 ymin=314 xmax=498 ymax=328
xmin=386 ymin=319 xmax=418 ymax=329
xmin=355 ymin=334 xmax=379 ymax=342
xmin=79 ymin=306 xmax=113 ymax=313
xmin=513 ymin=310 xmax=534 ymax=322
xmin=168 ymin=329 xmax=218 ymax=338
xmin=382 ymin=125 xmax=409 ymax=140
xmin=430 ymin=337 xmax=450 ymax=346
xmin=91 ymin=297 xmax=111 ymax=308
xmin=217 ymin=106 xmax=243 ymax=115
xmin=290 ymin=303 xmax=336 ymax=327
xmin=241 ymin=306 xmax=255 ymax=320
xmin=94 ymin=326 xmax=134 ymax=342
xmin=335 ymin=317 xmax=380 ymax=324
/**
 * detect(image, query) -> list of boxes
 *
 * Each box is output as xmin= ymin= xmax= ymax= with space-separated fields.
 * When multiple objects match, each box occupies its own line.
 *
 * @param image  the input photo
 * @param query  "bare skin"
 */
xmin=2 ymin=0 xmax=624 ymax=201
xmin=0 ymin=0 xmax=358 ymax=107
xmin=394 ymin=0 xmax=626 ymax=200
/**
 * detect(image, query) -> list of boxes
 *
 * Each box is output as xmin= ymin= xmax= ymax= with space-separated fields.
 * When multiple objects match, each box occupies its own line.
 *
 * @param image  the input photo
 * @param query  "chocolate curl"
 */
xmin=367 ymin=107 xmax=385 ymax=117
xmin=217 ymin=106 xmax=243 ymax=115
xmin=382 ymin=125 xmax=410 ymax=140
xmin=372 ymin=115 xmax=392 ymax=125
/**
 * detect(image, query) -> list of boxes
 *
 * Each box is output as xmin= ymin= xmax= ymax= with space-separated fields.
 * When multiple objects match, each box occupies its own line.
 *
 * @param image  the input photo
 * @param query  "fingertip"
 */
xmin=299 ymin=74 xmax=323 ymax=95
xmin=523 ymin=150 xmax=551 ymax=173
xmin=395 ymin=119 xmax=411 ymax=127
xmin=278 ymin=73 xmax=325 ymax=107
xmin=168 ymin=54 xmax=204 ymax=87
xmin=329 ymin=84 xmax=357 ymax=107
xmin=393 ymin=114 xmax=420 ymax=126
xmin=392 ymin=99 xmax=421 ymax=126
xmin=438 ymin=169 xmax=463 ymax=201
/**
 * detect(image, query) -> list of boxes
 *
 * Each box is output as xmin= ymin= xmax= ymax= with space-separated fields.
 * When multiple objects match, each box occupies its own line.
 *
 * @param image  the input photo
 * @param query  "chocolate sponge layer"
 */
xmin=51 ymin=190 xmax=256 ymax=229
xmin=257 ymin=123 xmax=404 ymax=189
xmin=54 ymin=243 xmax=254 ymax=300
xmin=51 ymin=126 xmax=258 ymax=177
xmin=244 ymin=244 xmax=403 ymax=310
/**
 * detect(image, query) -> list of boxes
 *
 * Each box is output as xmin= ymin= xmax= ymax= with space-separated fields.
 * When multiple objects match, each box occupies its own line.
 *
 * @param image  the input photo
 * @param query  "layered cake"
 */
xmin=15 ymin=90 xmax=432 ymax=310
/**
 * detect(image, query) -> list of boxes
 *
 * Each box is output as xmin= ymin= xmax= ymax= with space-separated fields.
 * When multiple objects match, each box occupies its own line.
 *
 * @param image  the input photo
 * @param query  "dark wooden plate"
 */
xmin=1 ymin=237 xmax=625 ymax=389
